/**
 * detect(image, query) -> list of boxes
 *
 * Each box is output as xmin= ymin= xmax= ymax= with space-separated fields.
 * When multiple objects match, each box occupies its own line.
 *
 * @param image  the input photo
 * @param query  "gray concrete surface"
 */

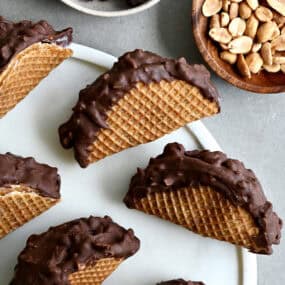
xmin=0 ymin=0 xmax=284 ymax=284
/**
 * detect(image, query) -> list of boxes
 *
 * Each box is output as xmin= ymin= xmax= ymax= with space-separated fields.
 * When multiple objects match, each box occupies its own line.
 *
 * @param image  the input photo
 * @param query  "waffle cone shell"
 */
xmin=0 ymin=43 xmax=72 ymax=118
xmin=69 ymin=258 xmax=123 ymax=285
xmin=0 ymin=185 xmax=59 ymax=239
xmin=131 ymin=185 xmax=265 ymax=253
xmin=86 ymin=80 xmax=219 ymax=165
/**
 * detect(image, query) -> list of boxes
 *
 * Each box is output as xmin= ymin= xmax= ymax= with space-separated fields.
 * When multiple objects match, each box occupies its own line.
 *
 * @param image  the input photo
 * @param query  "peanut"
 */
xmin=229 ymin=18 xmax=246 ymax=37
xmin=237 ymin=54 xmax=251 ymax=77
xmin=229 ymin=3 xmax=239 ymax=19
xmin=273 ymin=11 xmax=285 ymax=27
xmin=222 ymin=0 xmax=230 ymax=12
xmin=267 ymin=0 xmax=285 ymax=17
xmin=245 ymin=15 xmax=259 ymax=38
xmin=273 ymin=56 xmax=285 ymax=64
xmin=220 ymin=51 xmax=238 ymax=64
xmin=272 ymin=25 xmax=281 ymax=39
xmin=246 ymin=0 xmax=259 ymax=10
xmin=252 ymin=43 xmax=262 ymax=52
xmin=239 ymin=2 xmax=252 ymax=19
xmin=271 ymin=34 xmax=285 ymax=50
xmin=229 ymin=36 xmax=253 ymax=53
xmin=246 ymin=52 xmax=263 ymax=73
xmin=221 ymin=12 xmax=230 ymax=26
xmin=209 ymin=28 xmax=232 ymax=44
xmin=263 ymin=64 xmax=281 ymax=72
xmin=257 ymin=21 xmax=278 ymax=42
xmin=203 ymin=0 xmax=222 ymax=17
xmin=255 ymin=6 xmax=273 ymax=22
xmin=261 ymin=42 xmax=273 ymax=65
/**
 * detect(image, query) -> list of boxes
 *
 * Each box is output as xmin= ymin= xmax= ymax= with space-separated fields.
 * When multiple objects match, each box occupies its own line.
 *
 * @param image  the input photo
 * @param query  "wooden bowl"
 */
xmin=192 ymin=0 xmax=285 ymax=93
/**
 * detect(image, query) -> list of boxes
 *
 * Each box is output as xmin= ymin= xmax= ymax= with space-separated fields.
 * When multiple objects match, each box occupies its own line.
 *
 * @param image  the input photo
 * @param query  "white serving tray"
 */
xmin=0 ymin=43 xmax=257 ymax=285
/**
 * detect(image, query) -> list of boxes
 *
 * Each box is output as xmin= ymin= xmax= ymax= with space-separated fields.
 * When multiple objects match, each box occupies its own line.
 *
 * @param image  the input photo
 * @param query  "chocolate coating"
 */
xmin=88 ymin=0 xmax=149 ymax=7
xmin=10 ymin=216 xmax=140 ymax=285
xmin=0 ymin=153 xmax=60 ymax=199
xmin=124 ymin=143 xmax=282 ymax=254
xmin=59 ymin=49 xmax=220 ymax=167
xmin=126 ymin=0 xmax=149 ymax=6
xmin=158 ymin=279 xmax=204 ymax=285
xmin=0 ymin=16 xmax=72 ymax=70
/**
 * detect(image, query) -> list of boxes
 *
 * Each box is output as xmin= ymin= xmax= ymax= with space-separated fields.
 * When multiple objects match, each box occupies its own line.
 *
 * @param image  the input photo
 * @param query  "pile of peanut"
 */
xmin=202 ymin=0 xmax=285 ymax=78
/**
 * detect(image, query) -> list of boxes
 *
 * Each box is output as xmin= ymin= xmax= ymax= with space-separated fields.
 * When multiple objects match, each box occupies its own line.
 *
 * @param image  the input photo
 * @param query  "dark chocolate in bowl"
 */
xmin=71 ymin=0 xmax=152 ymax=11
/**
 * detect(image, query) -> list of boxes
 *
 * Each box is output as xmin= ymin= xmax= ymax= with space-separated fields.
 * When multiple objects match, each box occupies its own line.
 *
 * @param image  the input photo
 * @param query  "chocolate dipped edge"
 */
xmin=10 ymin=216 xmax=140 ymax=285
xmin=0 ymin=16 xmax=73 ymax=71
xmin=0 ymin=153 xmax=60 ymax=199
xmin=59 ymin=49 xmax=220 ymax=168
xmin=124 ymin=142 xmax=282 ymax=254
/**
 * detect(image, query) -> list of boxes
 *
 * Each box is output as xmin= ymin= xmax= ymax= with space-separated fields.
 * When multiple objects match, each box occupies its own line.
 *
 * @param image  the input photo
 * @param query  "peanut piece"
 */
xmin=272 ymin=12 xmax=285 ymax=27
xmin=221 ymin=12 xmax=230 ymax=26
xmin=245 ymin=15 xmax=259 ymax=38
xmin=222 ymin=0 xmax=230 ymax=12
xmin=229 ymin=3 xmax=239 ymax=19
xmin=271 ymin=34 xmax=285 ymax=50
xmin=272 ymin=25 xmax=281 ymax=39
xmin=202 ymin=0 xmax=222 ymax=17
xmin=246 ymin=0 xmax=259 ymax=10
xmin=239 ymin=2 xmax=252 ymax=19
xmin=229 ymin=18 xmax=246 ymax=37
xmin=209 ymin=28 xmax=232 ymax=44
xmin=237 ymin=54 xmax=251 ymax=77
xmin=261 ymin=42 xmax=273 ymax=65
xmin=229 ymin=36 xmax=253 ymax=53
xmin=273 ymin=56 xmax=285 ymax=64
xmin=267 ymin=0 xmax=285 ymax=17
xmin=257 ymin=21 xmax=278 ymax=42
xmin=252 ymin=43 xmax=262 ymax=52
xmin=220 ymin=51 xmax=238 ymax=64
xmin=246 ymin=52 xmax=263 ymax=73
xmin=263 ymin=64 xmax=281 ymax=72
xmin=255 ymin=6 xmax=273 ymax=22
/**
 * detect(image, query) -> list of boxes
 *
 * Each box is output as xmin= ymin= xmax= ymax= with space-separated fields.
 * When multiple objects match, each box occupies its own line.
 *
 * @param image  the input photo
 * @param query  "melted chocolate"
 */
xmin=0 ymin=153 xmax=60 ymax=199
xmin=95 ymin=0 xmax=149 ymax=7
xmin=0 ymin=16 xmax=72 ymax=70
xmin=158 ymin=279 xmax=204 ymax=285
xmin=124 ymin=143 xmax=282 ymax=254
xmin=10 ymin=216 xmax=140 ymax=285
xmin=126 ymin=0 xmax=149 ymax=6
xmin=59 ymin=49 xmax=220 ymax=167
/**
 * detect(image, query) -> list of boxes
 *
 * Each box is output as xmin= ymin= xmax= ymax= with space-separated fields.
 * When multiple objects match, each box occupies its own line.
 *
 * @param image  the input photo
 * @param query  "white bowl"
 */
xmin=60 ymin=0 xmax=160 ymax=17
